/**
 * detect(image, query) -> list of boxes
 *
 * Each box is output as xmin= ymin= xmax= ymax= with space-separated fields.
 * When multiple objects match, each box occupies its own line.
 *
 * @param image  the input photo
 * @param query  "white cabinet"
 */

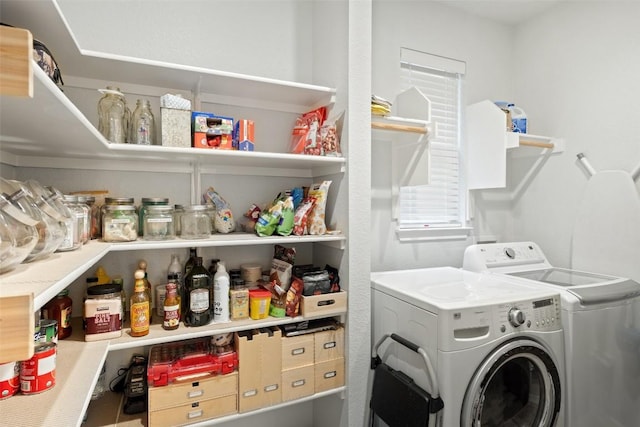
xmin=0 ymin=4 xmax=353 ymax=426
xmin=466 ymin=99 xmax=564 ymax=191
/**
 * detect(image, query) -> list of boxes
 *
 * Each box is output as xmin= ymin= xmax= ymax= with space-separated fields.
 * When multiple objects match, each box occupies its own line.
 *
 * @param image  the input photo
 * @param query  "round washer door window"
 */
xmin=461 ymin=339 xmax=561 ymax=427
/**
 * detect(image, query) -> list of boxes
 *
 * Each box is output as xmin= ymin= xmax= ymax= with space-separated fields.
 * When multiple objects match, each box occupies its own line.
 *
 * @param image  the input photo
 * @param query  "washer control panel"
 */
xmin=463 ymin=241 xmax=549 ymax=271
xmin=496 ymin=295 xmax=561 ymax=333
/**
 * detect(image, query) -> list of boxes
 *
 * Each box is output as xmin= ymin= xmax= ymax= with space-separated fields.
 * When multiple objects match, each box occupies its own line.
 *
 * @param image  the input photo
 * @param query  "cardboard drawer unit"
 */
xmin=281 ymin=334 xmax=315 ymax=368
xmin=314 ymin=326 xmax=345 ymax=363
xmin=235 ymin=327 xmax=282 ymax=413
xmin=282 ymin=364 xmax=315 ymax=402
xmin=315 ymin=357 xmax=345 ymax=393
xmin=148 ymin=372 xmax=238 ymax=426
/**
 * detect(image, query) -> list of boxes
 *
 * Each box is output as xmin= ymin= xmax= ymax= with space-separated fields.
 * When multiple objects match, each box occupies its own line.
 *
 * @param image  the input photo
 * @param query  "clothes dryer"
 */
xmin=464 ymin=241 xmax=640 ymax=427
xmin=371 ymin=266 xmax=565 ymax=427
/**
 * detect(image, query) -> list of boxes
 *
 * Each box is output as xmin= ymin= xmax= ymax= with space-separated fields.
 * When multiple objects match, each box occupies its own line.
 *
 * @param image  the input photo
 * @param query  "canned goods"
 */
xmin=0 ymin=362 xmax=20 ymax=399
xmin=20 ymin=342 xmax=56 ymax=394
xmin=37 ymin=319 xmax=58 ymax=344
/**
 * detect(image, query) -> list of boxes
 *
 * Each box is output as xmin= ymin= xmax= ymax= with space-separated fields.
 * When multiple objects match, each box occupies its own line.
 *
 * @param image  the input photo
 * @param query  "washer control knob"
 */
xmin=505 ymin=247 xmax=516 ymax=259
xmin=508 ymin=308 xmax=526 ymax=327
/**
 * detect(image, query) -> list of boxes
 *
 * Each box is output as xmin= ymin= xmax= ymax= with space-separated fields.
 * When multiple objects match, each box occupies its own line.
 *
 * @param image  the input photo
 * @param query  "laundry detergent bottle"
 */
xmin=508 ymin=104 xmax=527 ymax=133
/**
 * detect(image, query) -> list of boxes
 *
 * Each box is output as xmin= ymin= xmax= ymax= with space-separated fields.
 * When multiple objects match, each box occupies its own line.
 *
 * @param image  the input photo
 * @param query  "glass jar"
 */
xmin=98 ymin=87 xmax=130 ymax=144
xmin=100 ymin=197 xmax=135 ymax=237
xmin=0 ymin=179 xmax=64 ymax=262
xmin=42 ymin=289 xmax=73 ymax=340
xmin=76 ymin=196 xmax=91 ymax=244
xmin=0 ymin=194 xmax=38 ymax=273
xmin=143 ymin=205 xmax=175 ymax=240
xmin=138 ymin=197 xmax=169 ymax=237
xmin=59 ymin=195 xmax=83 ymax=251
xmin=179 ymin=205 xmax=211 ymax=239
xmin=84 ymin=196 xmax=101 ymax=240
xmin=129 ymin=99 xmax=156 ymax=145
xmin=173 ymin=204 xmax=184 ymax=237
xmin=102 ymin=205 xmax=138 ymax=242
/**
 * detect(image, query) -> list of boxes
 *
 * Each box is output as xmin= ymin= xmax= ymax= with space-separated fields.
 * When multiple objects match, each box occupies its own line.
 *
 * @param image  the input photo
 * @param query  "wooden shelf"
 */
xmin=371 ymin=115 xmax=429 ymax=135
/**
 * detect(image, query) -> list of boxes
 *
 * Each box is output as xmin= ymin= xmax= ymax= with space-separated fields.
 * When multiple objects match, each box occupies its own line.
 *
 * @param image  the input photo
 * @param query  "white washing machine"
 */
xmin=371 ymin=266 xmax=565 ymax=427
xmin=464 ymin=241 xmax=640 ymax=427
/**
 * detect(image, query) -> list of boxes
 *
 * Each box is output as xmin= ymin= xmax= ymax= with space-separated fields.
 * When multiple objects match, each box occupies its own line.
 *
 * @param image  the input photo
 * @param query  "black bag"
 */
xmin=1 ymin=23 xmax=64 ymax=87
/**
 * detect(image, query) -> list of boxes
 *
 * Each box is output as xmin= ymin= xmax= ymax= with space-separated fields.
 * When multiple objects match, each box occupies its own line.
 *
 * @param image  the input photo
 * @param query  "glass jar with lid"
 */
xmin=173 ymin=204 xmax=184 ymax=237
xmin=0 ymin=194 xmax=38 ymax=273
xmin=138 ymin=197 xmax=169 ymax=237
xmin=143 ymin=205 xmax=175 ymax=241
xmin=76 ymin=196 xmax=91 ymax=244
xmin=83 ymin=196 xmax=101 ymax=240
xmin=100 ymin=197 xmax=135 ymax=236
xmin=0 ymin=178 xmax=65 ymax=261
xmin=102 ymin=205 xmax=138 ymax=242
xmin=179 ymin=205 xmax=211 ymax=239
xmin=60 ymin=195 xmax=83 ymax=251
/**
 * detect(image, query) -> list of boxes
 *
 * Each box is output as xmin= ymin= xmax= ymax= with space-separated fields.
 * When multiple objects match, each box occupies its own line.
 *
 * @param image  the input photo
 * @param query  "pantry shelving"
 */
xmin=0 ymin=1 xmax=358 ymax=425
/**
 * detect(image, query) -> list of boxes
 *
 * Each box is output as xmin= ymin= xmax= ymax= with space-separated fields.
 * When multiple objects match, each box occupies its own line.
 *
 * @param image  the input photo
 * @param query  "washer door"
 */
xmin=461 ymin=339 xmax=561 ymax=427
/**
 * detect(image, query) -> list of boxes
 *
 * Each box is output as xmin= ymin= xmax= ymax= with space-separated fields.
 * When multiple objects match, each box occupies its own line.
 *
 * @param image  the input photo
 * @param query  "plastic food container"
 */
xmin=249 ymin=288 xmax=271 ymax=320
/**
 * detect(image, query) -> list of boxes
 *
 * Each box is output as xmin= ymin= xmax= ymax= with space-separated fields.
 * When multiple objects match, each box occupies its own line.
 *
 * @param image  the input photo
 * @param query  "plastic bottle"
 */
xmin=213 ymin=262 xmax=230 ymax=322
xmin=168 ymin=254 xmax=183 ymax=284
xmin=130 ymin=269 xmax=150 ymax=337
xmin=183 ymin=257 xmax=213 ymax=327
xmin=507 ymin=104 xmax=527 ymax=133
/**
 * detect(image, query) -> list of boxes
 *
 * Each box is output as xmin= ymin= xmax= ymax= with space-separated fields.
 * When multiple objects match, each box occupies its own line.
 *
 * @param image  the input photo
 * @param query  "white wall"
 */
xmin=56 ymin=0 xmax=314 ymax=83
xmin=506 ymin=1 xmax=640 ymax=267
xmin=371 ymin=0 xmax=514 ymax=271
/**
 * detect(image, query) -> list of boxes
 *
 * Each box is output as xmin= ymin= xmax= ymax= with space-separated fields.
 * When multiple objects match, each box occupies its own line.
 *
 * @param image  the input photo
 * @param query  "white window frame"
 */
xmin=395 ymin=48 xmax=471 ymax=242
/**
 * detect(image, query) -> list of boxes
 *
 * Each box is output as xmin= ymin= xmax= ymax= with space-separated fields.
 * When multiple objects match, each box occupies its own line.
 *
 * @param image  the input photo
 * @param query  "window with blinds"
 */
xmin=397 ymin=49 xmax=466 ymax=229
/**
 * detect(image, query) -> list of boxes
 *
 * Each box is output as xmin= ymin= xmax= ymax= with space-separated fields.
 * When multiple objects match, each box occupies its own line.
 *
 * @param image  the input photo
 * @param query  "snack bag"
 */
xmin=276 ymin=196 xmax=295 ymax=236
xmin=269 ymin=245 xmax=296 ymax=292
xmin=289 ymin=107 xmax=327 ymax=155
xmin=255 ymin=200 xmax=284 ymax=237
xmin=202 ymin=187 xmax=236 ymax=233
xmin=307 ymin=180 xmax=332 ymax=235
xmin=320 ymin=111 xmax=344 ymax=157
xmin=285 ymin=277 xmax=305 ymax=317
xmin=293 ymin=197 xmax=316 ymax=236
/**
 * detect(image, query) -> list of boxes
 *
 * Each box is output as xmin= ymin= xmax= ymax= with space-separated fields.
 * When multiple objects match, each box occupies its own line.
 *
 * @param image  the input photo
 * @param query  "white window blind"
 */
xmin=398 ymin=49 xmax=465 ymax=228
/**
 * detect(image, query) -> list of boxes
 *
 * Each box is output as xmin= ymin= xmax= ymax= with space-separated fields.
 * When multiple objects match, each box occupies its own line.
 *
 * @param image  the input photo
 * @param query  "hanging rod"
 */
xmin=371 ymin=121 xmax=428 ymax=134
xmin=519 ymin=140 xmax=554 ymax=149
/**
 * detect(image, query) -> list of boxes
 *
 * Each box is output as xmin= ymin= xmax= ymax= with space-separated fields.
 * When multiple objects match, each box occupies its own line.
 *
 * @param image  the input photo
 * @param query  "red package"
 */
xmin=293 ymin=197 xmax=316 ymax=236
xmin=289 ymin=107 xmax=327 ymax=155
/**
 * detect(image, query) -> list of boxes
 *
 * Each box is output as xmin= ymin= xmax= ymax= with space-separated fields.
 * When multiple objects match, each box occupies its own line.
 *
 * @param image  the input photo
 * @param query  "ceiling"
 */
xmin=438 ymin=0 xmax=563 ymax=25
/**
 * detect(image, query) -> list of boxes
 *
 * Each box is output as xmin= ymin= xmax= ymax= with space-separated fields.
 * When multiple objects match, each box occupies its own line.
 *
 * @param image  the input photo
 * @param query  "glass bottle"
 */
xmin=42 ymin=289 xmax=73 ymax=340
xmin=97 ymin=87 xmax=129 ymax=144
xmin=130 ymin=269 xmax=150 ymax=337
xmin=129 ymin=99 xmax=156 ymax=145
xmin=184 ymin=247 xmax=198 ymax=277
xmin=162 ymin=282 xmax=181 ymax=331
xmin=183 ymin=257 xmax=213 ymax=327
xmin=137 ymin=260 xmax=153 ymax=321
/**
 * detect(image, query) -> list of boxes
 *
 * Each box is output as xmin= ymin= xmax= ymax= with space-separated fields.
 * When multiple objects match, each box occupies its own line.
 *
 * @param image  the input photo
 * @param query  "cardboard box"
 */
xmin=314 ymin=326 xmax=345 ymax=363
xmin=161 ymin=108 xmax=191 ymax=148
xmin=148 ymin=372 xmax=238 ymax=426
xmin=193 ymin=132 xmax=208 ymax=149
xmin=300 ymin=290 xmax=347 ymax=317
xmin=314 ymin=357 xmax=345 ymax=393
xmin=235 ymin=327 xmax=282 ymax=413
xmin=281 ymin=364 xmax=314 ymax=402
xmin=234 ymin=119 xmax=255 ymax=151
xmin=281 ymin=334 xmax=315 ymax=369
xmin=148 ymin=372 xmax=238 ymax=411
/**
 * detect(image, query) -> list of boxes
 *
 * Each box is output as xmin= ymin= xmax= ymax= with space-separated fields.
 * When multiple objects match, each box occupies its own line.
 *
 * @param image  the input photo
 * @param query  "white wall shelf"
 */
xmin=466 ymin=99 xmax=564 ymax=191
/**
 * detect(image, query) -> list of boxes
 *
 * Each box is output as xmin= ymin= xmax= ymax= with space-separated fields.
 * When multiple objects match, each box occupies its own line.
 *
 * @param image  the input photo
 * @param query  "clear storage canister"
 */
xmin=138 ymin=197 xmax=169 ymax=237
xmin=173 ymin=204 xmax=184 ymax=237
xmin=179 ymin=205 xmax=211 ymax=239
xmin=100 ymin=197 xmax=135 ymax=237
xmin=61 ymin=195 xmax=83 ymax=251
xmin=84 ymin=196 xmax=100 ymax=240
xmin=143 ymin=205 xmax=175 ymax=240
xmin=0 ymin=194 xmax=38 ymax=273
xmin=76 ymin=196 xmax=91 ymax=244
xmin=102 ymin=205 xmax=138 ymax=242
